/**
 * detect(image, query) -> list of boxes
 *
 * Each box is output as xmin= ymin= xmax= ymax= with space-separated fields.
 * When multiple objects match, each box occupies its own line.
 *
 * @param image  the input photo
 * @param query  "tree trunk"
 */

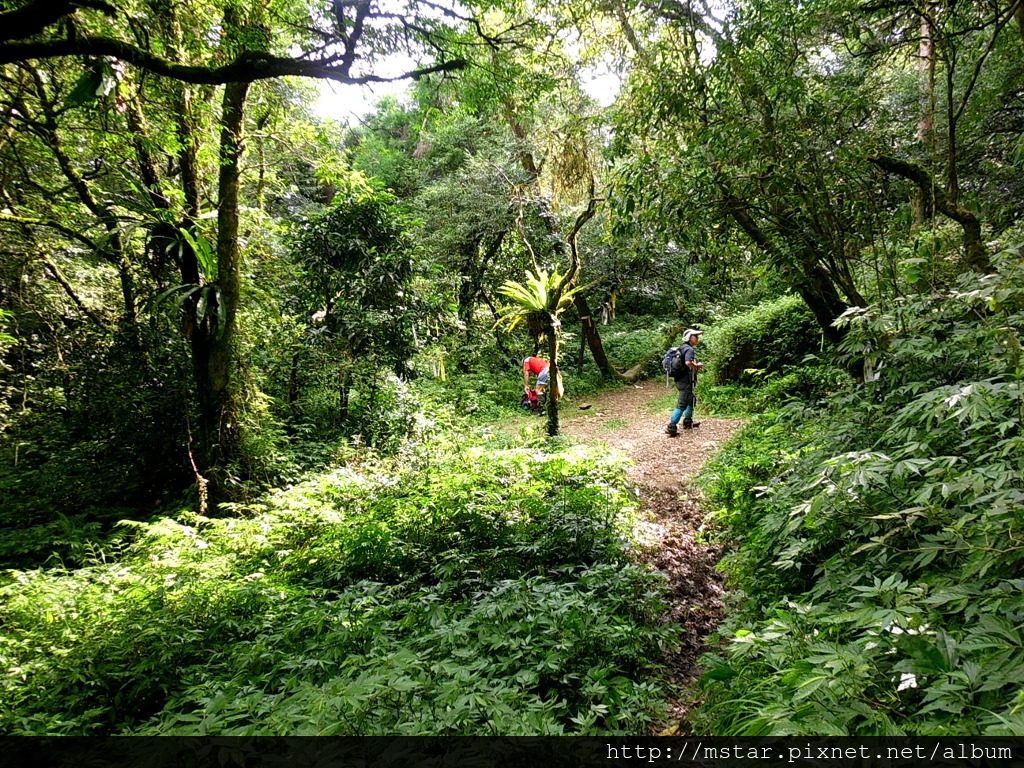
xmin=945 ymin=62 xmax=959 ymax=206
xmin=914 ymin=13 xmax=937 ymax=225
xmin=577 ymin=318 xmax=586 ymax=373
xmin=170 ymin=83 xmax=221 ymax=474
xmin=792 ymin=258 xmax=848 ymax=346
xmin=574 ymin=293 xmax=615 ymax=375
xmin=721 ymin=186 xmax=849 ymax=344
xmin=573 ymin=292 xmax=647 ymax=382
xmin=197 ymin=79 xmax=250 ymax=472
xmin=544 ymin=321 xmax=560 ymax=437
xmin=457 ymin=230 xmax=506 ymax=370
xmin=339 ymin=369 xmax=351 ymax=423
xmin=174 ymin=86 xmax=203 ymax=219
xmin=288 ymin=350 xmax=300 ymax=421
xmin=115 ymin=253 xmax=139 ymax=336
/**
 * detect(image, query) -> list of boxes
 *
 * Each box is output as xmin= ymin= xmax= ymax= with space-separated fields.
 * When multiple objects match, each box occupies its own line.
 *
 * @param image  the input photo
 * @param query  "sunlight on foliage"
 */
xmin=695 ymin=251 xmax=1024 ymax=736
xmin=0 ymin=438 xmax=675 ymax=735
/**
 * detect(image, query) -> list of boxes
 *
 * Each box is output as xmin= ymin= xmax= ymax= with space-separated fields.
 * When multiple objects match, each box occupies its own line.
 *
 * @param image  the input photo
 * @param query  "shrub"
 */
xmin=693 ymin=250 xmax=1024 ymax=735
xmin=595 ymin=320 xmax=666 ymax=374
xmin=0 ymin=326 xmax=196 ymax=566
xmin=564 ymin=317 xmax=678 ymax=396
xmin=412 ymin=317 xmax=668 ymax=414
xmin=696 ymin=365 xmax=847 ymax=417
xmin=701 ymin=295 xmax=823 ymax=384
xmin=0 ymin=437 xmax=676 ymax=736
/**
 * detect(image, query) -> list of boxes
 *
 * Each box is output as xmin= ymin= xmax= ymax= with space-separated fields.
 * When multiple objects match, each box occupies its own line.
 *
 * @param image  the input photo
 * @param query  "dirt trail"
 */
xmin=559 ymin=383 xmax=745 ymax=730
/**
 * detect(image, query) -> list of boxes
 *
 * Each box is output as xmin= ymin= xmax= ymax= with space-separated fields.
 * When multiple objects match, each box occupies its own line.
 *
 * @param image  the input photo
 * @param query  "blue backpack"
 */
xmin=662 ymin=347 xmax=685 ymax=377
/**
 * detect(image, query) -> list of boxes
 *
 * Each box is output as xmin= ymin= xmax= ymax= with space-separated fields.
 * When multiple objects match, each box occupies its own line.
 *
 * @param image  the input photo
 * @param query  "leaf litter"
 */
xmin=560 ymin=384 xmax=746 ymax=732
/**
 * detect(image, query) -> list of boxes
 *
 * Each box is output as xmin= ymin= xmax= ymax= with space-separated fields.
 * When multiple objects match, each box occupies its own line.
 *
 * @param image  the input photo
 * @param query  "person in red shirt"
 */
xmin=523 ymin=355 xmax=550 ymax=409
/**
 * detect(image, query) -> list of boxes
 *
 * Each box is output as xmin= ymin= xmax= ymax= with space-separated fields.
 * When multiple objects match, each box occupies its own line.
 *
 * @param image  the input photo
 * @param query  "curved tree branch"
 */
xmin=564 ymin=179 xmax=599 ymax=289
xmin=0 ymin=37 xmax=466 ymax=85
xmin=870 ymin=154 xmax=992 ymax=273
xmin=0 ymin=0 xmax=115 ymax=44
xmin=0 ymin=212 xmax=96 ymax=249
xmin=42 ymin=255 xmax=107 ymax=328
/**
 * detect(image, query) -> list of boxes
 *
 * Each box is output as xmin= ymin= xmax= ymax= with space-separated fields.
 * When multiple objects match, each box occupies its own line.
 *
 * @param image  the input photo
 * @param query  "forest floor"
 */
xmin=558 ymin=383 xmax=746 ymax=732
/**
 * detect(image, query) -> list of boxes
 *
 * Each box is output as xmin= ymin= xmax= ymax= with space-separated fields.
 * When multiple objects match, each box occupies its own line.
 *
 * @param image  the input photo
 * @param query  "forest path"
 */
xmin=559 ymin=383 xmax=746 ymax=731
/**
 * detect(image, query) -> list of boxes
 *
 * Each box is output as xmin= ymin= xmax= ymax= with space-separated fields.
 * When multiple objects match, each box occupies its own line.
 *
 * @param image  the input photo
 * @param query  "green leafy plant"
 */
xmin=496 ymin=268 xmax=581 ymax=339
xmin=694 ymin=251 xmax=1024 ymax=735
xmin=0 ymin=432 xmax=676 ymax=736
xmin=701 ymin=295 xmax=824 ymax=385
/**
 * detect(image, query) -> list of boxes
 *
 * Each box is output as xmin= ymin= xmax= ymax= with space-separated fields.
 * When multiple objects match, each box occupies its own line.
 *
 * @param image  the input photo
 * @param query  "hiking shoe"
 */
xmin=665 ymin=423 xmax=679 ymax=437
xmin=682 ymin=419 xmax=701 ymax=430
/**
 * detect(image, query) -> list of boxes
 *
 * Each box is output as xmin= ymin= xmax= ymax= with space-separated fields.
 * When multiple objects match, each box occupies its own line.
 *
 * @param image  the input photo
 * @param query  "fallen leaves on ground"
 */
xmin=560 ymin=384 xmax=745 ymax=731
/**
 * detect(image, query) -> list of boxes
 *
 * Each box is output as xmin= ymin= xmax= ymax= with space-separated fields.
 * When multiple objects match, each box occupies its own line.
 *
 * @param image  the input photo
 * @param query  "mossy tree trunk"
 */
xmin=544 ymin=318 xmax=560 ymax=437
xmin=201 ymin=79 xmax=249 ymax=477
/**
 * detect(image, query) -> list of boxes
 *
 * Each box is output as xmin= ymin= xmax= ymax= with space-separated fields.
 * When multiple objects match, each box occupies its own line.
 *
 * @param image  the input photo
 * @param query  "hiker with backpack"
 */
xmin=663 ymin=328 xmax=704 ymax=437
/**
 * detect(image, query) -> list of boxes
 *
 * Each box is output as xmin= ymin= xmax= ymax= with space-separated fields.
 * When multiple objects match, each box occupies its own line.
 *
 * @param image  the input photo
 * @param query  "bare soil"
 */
xmin=558 ymin=383 xmax=746 ymax=732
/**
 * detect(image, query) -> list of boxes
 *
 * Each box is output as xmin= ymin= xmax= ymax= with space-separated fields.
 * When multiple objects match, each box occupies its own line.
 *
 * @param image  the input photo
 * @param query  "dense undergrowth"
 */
xmin=0 ymin=317 xmax=667 ymax=570
xmin=422 ymin=316 xmax=668 ymax=421
xmin=694 ymin=254 xmax=1024 ymax=735
xmin=0 ymin=421 xmax=676 ymax=735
